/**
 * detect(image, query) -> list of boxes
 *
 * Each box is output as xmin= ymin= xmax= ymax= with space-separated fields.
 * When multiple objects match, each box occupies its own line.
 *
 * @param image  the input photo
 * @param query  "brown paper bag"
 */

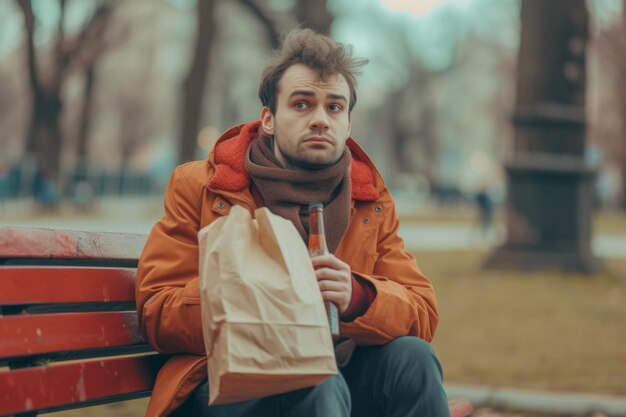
xmin=198 ymin=205 xmax=338 ymax=405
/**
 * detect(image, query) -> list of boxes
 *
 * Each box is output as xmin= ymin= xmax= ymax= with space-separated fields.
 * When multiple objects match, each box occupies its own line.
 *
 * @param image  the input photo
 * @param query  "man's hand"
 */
xmin=310 ymin=254 xmax=352 ymax=314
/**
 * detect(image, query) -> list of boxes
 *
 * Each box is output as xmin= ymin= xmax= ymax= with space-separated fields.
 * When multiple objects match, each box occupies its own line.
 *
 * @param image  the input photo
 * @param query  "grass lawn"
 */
xmin=401 ymin=207 xmax=626 ymax=236
xmin=419 ymin=250 xmax=626 ymax=396
xmin=595 ymin=210 xmax=626 ymax=235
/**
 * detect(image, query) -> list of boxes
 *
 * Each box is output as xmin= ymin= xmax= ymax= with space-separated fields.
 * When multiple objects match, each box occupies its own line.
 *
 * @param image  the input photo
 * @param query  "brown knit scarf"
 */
xmin=244 ymin=134 xmax=352 ymax=253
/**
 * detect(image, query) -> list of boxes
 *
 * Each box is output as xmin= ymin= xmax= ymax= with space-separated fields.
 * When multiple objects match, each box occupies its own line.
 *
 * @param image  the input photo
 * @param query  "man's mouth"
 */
xmin=303 ymin=135 xmax=332 ymax=144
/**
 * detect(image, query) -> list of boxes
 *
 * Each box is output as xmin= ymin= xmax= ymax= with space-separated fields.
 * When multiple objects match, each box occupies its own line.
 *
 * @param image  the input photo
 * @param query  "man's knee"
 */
xmin=387 ymin=336 xmax=436 ymax=359
xmin=322 ymin=373 xmax=351 ymax=393
xmin=382 ymin=336 xmax=444 ymax=382
xmin=310 ymin=373 xmax=351 ymax=406
xmin=345 ymin=337 xmax=449 ymax=415
xmin=284 ymin=373 xmax=351 ymax=416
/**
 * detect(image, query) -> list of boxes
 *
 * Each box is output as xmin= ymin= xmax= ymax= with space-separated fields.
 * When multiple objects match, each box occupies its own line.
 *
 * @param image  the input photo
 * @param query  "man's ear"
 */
xmin=260 ymin=106 xmax=274 ymax=135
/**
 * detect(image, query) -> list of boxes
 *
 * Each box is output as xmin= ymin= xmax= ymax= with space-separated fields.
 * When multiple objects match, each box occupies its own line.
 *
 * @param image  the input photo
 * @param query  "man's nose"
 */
xmin=309 ymin=106 xmax=330 ymax=131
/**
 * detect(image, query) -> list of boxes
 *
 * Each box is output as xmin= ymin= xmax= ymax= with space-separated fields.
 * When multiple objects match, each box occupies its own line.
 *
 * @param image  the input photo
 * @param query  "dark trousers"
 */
xmin=171 ymin=336 xmax=450 ymax=417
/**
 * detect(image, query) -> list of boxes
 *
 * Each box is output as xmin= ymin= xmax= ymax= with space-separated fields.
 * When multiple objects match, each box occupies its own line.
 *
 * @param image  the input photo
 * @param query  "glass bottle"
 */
xmin=308 ymin=203 xmax=340 ymax=337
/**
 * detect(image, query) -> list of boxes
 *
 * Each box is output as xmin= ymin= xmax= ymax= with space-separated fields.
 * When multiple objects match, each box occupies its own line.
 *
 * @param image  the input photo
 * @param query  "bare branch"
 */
xmin=14 ymin=0 xmax=42 ymax=95
xmin=62 ymin=3 xmax=113 ymax=75
xmin=239 ymin=0 xmax=280 ymax=48
xmin=52 ymin=0 xmax=68 ymax=89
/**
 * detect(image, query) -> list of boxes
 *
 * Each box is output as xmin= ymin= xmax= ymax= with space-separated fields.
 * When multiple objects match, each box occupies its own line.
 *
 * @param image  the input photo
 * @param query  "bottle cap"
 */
xmin=308 ymin=202 xmax=323 ymax=210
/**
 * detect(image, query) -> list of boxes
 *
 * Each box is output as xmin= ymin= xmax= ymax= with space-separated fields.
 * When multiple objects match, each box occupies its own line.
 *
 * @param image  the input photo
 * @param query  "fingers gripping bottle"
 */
xmin=307 ymin=203 xmax=340 ymax=337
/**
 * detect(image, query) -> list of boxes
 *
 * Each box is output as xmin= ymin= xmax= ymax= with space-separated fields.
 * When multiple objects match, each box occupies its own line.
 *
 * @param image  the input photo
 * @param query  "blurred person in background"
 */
xmin=136 ymin=28 xmax=449 ymax=417
xmin=474 ymin=182 xmax=495 ymax=240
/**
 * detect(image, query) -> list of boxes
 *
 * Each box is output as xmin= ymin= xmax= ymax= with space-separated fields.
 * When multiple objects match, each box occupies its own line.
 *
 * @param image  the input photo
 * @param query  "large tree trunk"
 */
xmin=178 ymin=0 xmax=217 ymax=164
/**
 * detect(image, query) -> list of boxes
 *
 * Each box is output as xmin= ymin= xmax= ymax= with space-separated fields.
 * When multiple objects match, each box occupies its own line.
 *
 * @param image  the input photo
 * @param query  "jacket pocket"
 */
xmin=344 ymin=226 xmax=379 ymax=275
xmin=348 ymin=248 xmax=379 ymax=276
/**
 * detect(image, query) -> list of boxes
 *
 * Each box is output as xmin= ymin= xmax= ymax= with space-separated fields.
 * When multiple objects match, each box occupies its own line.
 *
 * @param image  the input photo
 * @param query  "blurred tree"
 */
xmin=379 ymin=14 xmax=466 ymax=188
xmin=592 ymin=0 xmax=626 ymax=208
xmin=295 ymin=0 xmax=333 ymax=34
xmin=328 ymin=0 xmax=519 ymax=189
xmin=75 ymin=3 xmax=115 ymax=180
xmin=16 ymin=0 xmax=63 ymax=197
xmin=118 ymin=94 xmax=153 ymax=181
xmin=15 ymin=0 xmax=118 ymax=204
xmin=178 ymin=0 xmax=217 ymax=165
xmin=238 ymin=0 xmax=332 ymax=45
xmin=239 ymin=0 xmax=280 ymax=48
xmin=0 ymin=66 xmax=16 ymax=149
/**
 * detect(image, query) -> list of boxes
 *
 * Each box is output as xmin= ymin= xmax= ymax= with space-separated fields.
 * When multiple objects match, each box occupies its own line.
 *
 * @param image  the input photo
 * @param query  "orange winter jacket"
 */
xmin=135 ymin=121 xmax=439 ymax=416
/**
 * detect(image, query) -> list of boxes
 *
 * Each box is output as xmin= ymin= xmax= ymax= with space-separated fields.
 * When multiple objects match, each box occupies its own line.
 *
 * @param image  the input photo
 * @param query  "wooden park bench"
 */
xmin=0 ymin=226 xmax=473 ymax=417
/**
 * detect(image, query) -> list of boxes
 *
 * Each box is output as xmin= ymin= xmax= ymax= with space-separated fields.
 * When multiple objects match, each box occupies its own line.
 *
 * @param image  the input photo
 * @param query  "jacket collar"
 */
xmin=207 ymin=120 xmax=381 ymax=201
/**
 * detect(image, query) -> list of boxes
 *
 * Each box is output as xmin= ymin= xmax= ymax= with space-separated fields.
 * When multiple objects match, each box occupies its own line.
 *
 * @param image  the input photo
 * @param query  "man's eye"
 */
xmin=295 ymin=102 xmax=308 ymax=110
xmin=328 ymin=104 xmax=343 ymax=112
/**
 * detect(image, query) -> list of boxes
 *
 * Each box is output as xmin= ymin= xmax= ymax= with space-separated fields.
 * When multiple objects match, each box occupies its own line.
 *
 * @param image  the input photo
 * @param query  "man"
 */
xmin=136 ymin=28 xmax=449 ymax=417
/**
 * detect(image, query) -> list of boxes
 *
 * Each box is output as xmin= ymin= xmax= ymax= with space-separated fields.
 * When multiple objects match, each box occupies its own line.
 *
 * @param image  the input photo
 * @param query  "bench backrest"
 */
xmin=0 ymin=227 xmax=166 ymax=416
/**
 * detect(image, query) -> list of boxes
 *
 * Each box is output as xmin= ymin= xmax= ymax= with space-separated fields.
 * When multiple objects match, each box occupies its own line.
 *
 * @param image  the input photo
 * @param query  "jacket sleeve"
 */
xmin=340 ymin=191 xmax=439 ymax=345
xmin=135 ymin=166 xmax=205 ymax=355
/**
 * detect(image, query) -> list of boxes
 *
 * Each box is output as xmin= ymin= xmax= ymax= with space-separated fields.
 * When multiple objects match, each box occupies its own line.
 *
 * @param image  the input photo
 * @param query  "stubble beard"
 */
xmin=273 ymin=124 xmax=345 ymax=171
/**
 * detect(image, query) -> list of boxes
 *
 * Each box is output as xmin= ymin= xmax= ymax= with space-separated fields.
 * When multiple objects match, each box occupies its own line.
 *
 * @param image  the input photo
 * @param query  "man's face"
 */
xmin=260 ymin=64 xmax=352 ymax=170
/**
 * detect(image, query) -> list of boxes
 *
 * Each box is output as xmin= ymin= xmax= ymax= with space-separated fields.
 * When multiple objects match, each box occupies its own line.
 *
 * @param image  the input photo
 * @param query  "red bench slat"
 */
xmin=449 ymin=397 xmax=474 ymax=417
xmin=0 ymin=267 xmax=135 ymax=304
xmin=0 ymin=312 xmax=144 ymax=359
xmin=0 ymin=227 xmax=146 ymax=260
xmin=0 ymin=355 xmax=164 ymax=416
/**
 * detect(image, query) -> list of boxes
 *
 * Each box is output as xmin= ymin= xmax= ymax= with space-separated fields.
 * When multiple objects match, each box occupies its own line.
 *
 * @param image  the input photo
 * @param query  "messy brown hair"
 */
xmin=258 ymin=28 xmax=368 ymax=115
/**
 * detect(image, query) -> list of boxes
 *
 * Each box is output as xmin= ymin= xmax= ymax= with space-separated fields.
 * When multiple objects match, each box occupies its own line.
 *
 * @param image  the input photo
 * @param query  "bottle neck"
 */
xmin=308 ymin=208 xmax=329 ymax=255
